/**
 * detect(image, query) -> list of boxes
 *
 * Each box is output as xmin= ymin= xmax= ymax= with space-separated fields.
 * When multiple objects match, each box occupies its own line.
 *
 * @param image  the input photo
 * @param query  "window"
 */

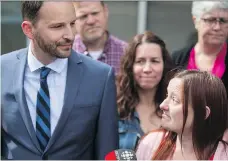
xmin=147 ymin=1 xmax=195 ymax=52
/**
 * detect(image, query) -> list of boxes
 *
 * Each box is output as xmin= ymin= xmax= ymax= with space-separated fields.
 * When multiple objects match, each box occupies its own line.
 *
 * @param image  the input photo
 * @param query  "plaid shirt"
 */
xmin=72 ymin=33 xmax=127 ymax=74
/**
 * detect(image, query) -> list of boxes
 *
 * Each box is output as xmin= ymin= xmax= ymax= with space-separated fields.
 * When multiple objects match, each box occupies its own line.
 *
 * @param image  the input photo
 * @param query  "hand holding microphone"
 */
xmin=105 ymin=149 xmax=137 ymax=160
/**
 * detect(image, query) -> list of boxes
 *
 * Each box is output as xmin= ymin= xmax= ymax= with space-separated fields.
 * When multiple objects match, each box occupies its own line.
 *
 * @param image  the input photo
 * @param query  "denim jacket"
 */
xmin=118 ymin=112 xmax=144 ymax=150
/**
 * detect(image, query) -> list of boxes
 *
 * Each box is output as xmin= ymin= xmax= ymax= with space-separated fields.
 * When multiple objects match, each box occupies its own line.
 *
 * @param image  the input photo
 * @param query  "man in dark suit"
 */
xmin=1 ymin=1 xmax=118 ymax=159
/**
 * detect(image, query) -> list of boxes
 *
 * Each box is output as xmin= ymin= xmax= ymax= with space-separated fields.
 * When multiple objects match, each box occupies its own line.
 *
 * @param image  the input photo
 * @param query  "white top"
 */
xmin=24 ymin=44 xmax=68 ymax=135
xmin=89 ymin=50 xmax=103 ymax=60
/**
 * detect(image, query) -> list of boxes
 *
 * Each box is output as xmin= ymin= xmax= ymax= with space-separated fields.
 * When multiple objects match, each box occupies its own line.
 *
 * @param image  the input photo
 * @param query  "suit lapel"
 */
xmin=45 ymin=52 xmax=83 ymax=152
xmin=14 ymin=50 xmax=42 ymax=153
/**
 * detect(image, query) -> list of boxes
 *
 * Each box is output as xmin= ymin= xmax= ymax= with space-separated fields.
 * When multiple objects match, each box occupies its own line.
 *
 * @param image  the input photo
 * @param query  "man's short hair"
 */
xmin=21 ymin=1 xmax=43 ymax=24
xmin=100 ymin=1 xmax=104 ymax=6
xmin=73 ymin=1 xmax=104 ymax=9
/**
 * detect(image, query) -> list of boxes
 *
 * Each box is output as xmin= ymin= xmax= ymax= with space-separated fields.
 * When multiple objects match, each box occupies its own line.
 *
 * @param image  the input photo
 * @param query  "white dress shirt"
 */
xmin=24 ymin=45 xmax=68 ymax=135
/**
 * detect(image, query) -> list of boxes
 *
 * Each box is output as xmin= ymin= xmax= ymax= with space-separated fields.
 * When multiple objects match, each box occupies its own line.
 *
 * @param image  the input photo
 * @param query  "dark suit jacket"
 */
xmin=1 ymin=48 xmax=119 ymax=159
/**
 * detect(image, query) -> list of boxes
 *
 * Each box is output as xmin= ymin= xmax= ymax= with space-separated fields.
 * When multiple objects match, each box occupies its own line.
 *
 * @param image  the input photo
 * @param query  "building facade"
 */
xmin=1 ymin=1 xmax=195 ymax=54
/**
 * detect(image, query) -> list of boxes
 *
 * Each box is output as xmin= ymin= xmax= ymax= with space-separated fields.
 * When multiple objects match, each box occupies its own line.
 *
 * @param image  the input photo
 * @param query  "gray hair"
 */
xmin=192 ymin=1 xmax=228 ymax=21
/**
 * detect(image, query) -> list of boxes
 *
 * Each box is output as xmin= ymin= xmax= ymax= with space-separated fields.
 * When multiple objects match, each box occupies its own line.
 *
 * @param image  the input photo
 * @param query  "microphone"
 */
xmin=105 ymin=149 xmax=137 ymax=160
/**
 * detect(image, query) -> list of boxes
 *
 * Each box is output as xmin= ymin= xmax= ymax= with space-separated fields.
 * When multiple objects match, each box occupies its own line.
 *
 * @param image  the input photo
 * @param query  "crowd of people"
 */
xmin=1 ymin=0 xmax=228 ymax=160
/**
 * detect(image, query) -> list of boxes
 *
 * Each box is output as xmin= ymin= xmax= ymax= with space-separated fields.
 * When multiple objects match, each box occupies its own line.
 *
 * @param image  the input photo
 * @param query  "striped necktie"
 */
xmin=36 ymin=67 xmax=51 ymax=151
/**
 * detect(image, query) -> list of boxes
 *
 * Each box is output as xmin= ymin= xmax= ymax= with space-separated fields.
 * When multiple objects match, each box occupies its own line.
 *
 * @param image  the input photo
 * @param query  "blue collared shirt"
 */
xmin=118 ymin=112 xmax=144 ymax=150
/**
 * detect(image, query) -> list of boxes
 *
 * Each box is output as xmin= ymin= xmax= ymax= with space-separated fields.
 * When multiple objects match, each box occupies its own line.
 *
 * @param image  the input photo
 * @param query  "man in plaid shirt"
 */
xmin=72 ymin=1 xmax=127 ymax=75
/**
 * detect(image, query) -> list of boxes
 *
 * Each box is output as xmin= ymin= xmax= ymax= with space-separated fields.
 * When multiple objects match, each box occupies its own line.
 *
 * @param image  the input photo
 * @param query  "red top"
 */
xmin=209 ymin=154 xmax=214 ymax=160
xmin=187 ymin=43 xmax=227 ymax=78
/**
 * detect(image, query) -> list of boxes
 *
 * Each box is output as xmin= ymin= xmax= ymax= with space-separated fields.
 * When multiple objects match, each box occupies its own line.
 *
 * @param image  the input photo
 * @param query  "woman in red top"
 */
xmin=172 ymin=1 xmax=228 ymax=94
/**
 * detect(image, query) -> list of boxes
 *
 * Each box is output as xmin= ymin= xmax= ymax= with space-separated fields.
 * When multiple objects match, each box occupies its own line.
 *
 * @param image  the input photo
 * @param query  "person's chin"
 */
xmin=161 ymin=124 xmax=177 ymax=133
xmin=140 ymin=82 xmax=157 ymax=89
xmin=86 ymin=31 xmax=104 ymax=41
xmin=160 ymin=123 xmax=169 ymax=130
xmin=208 ymin=37 xmax=226 ymax=44
xmin=209 ymin=40 xmax=225 ymax=45
xmin=56 ymin=50 xmax=71 ymax=59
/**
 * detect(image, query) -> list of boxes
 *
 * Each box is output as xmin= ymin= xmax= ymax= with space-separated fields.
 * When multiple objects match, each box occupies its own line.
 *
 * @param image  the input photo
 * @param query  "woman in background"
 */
xmin=136 ymin=70 xmax=228 ymax=160
xmin=117 ymin=31 xmax=174 ymax=150
xmin=172 ymin=1 xmax=228 ymax=93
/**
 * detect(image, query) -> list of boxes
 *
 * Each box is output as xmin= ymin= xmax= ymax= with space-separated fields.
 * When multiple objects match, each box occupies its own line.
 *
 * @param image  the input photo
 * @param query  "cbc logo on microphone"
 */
xmin=120 ymin=150 xmax=135 ymax=160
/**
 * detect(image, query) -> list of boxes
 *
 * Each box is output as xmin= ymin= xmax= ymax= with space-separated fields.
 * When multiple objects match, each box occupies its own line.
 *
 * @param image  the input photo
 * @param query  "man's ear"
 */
xmin=205 ymin=106 xmax=211 ymax=119
xmin=104 ymin=4 xmax=109 ymax=19
xmin=21 ymin=21 xmax=34 ymax=40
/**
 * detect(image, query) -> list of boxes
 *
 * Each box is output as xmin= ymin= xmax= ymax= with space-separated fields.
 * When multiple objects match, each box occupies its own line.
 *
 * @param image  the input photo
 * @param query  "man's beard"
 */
xmin=34 ymin=32 xmax=73 ymax=59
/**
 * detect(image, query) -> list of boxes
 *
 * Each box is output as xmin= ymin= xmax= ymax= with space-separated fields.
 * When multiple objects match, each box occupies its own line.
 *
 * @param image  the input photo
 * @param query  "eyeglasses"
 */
xmin=201 ymin=17 xmax=228 ymax=27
